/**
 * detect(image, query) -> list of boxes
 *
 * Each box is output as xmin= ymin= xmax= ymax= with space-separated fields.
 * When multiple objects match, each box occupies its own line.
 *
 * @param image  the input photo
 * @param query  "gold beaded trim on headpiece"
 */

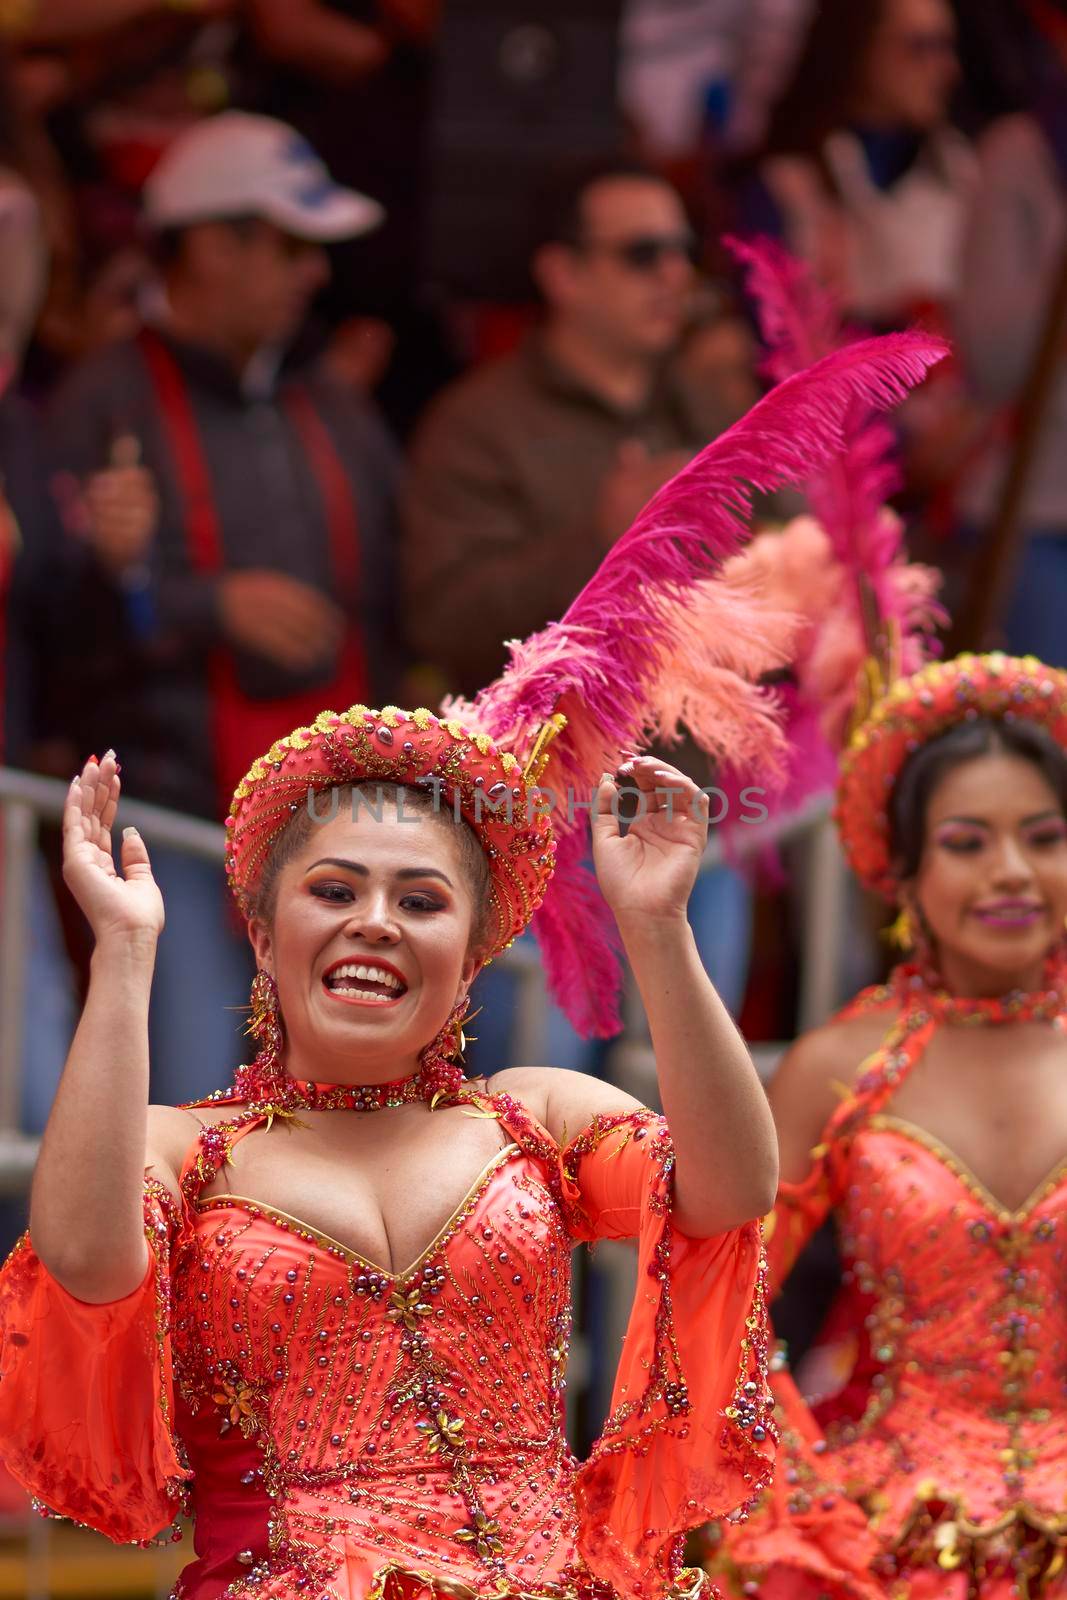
xmin=224 ymin=704 xmax=558 ymax=959
xmin=835 ymin=653 xmax=1067 ymax=897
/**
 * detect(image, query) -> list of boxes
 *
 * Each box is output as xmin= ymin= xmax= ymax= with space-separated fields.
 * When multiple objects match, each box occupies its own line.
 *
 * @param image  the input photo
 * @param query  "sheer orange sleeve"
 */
xmin=763 ymin=1156 xmax=834 ymax=1297
xmin=0 ymin=1178 xmax=190 ymax=1544
xmin=713 ymin=1151 xmax=882 ymax=1598
xmin=558 ymin=1111 xmax=776 ymax=1600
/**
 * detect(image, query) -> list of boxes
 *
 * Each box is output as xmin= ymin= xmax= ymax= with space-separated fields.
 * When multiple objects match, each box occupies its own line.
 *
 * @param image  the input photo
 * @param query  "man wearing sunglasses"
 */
xmin=403 ymin=160 xmax=753 ymax=699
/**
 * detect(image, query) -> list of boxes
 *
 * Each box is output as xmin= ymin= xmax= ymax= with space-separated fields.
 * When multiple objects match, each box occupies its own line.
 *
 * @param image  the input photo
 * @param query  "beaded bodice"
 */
xmin=781 ymin=962 xmax=1067 ymax=1571
xmin=715 ymin=960 xmax=1067 ymax=1594
xmin=169 ymin=1103 xmax=584 ymax=1597
xmin=0 ymin=1086 xmax=774 ymax=1600
xmin=822 ymin=964 xmax=1067 ymax=1421
xmin=838 ymin=1119 xmax=1067 ymax=1411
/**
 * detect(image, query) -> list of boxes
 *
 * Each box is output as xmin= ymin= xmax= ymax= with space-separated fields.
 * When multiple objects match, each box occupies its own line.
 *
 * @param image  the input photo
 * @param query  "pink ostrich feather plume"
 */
xmin=445 ymin=332 xmax=946 ymax=1037
xmin=645 ymin=566 xmax=800 ymax=776
xmin=724 ymin=234 xmax=840 ymax=383
xmin=713 ymin=237 xmax=949 ymax=809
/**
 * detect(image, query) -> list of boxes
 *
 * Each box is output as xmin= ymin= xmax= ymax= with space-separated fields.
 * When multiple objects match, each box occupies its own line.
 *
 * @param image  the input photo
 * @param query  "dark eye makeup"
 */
xmin=308 ymin=881 xmax=446 ymax=912
xmin=933 ymin=818 xmax=1067 ymax=853
xmin=935 ymin=830 xmax=984 ymax=853
xmin=1026 ymin=823 xmax=1067 ymax=847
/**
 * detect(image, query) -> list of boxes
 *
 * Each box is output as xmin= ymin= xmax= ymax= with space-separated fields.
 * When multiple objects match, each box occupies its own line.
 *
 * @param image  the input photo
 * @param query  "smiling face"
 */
xmin=908 ymin=752 xmax=1067 ymax=995
xmin=249 ymin=799 xmax=483 ymax=1083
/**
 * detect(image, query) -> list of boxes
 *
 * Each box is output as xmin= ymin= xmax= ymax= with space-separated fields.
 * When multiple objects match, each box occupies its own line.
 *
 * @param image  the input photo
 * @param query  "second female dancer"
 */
xmin=715 ymin=652 xmax=1067 ymax=1599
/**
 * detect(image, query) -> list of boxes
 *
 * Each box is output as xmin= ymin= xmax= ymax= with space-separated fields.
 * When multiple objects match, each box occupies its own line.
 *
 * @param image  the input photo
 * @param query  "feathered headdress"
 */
xmin=733 ymin=235 xmax=947 ymax=706
xmin=640 ymin=237 xmax=948 ymax=816
xmin=445 ymin=326 xmax=947 ymax=1034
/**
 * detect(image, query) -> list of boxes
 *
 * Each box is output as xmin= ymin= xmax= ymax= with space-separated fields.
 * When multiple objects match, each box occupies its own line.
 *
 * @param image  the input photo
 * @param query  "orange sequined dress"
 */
xmin=0 ymin=1088 xmax=775 ymax=1600
xmin=713 ymin=963 xmax=1067 ymax=1600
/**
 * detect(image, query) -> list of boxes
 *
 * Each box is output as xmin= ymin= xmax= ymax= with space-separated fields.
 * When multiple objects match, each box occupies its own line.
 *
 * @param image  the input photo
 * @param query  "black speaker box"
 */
xmin=424 ymin=1 xmax=625 ymax=301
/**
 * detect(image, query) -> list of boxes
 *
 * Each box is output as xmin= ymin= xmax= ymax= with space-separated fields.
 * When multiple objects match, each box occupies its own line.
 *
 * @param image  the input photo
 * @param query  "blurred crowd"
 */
xmin=3 ymin=0 xmax=1067 ymax=1108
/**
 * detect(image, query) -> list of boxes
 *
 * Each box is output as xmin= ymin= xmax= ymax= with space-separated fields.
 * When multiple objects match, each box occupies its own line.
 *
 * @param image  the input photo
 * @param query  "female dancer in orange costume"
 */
xmin=714 ymin=653 xmax=1067 ymax=1600
xmin=0 ymin=724 xmax=777 ymax=1600
xmin=0 ymin=325 xmax=943 ymax=1600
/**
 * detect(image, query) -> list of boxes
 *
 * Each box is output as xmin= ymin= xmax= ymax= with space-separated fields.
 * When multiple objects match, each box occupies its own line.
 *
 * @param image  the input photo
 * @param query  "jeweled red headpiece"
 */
xmin=225 ymin=704 xmax=555 ymax=960
xmin=835 ymin=653 xmax=1067 ymax=897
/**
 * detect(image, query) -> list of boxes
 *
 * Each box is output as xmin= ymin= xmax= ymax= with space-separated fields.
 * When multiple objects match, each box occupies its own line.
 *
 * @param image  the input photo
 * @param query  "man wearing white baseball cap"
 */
xmin=143 ymin=111 xmax=384 ymax=243
xmin=46 ymin=110 xmax=398 ymax=1106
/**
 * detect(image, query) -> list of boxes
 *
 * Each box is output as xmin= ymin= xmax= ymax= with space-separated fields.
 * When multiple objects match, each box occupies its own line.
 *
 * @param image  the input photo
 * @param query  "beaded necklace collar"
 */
xmin=826 ymin=950 xmax=1067 ymax=1145
xmin=889 ymin=953 xmax=1067 ymax=1028
xmin=198 ymin=1060 xmax=467 ymax=1115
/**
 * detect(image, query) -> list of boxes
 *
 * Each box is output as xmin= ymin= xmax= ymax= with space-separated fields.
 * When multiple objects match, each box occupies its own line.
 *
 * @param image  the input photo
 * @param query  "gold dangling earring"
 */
xmin=886 ymin=905 xmax=915 ymax=952
xmin=247 ymin=969 xmax=284 ymax=1074
xmin=453 ymin=998 xmax=482 ymax=1064
xmin=419 ymin=997 xmax=483 ymax=1102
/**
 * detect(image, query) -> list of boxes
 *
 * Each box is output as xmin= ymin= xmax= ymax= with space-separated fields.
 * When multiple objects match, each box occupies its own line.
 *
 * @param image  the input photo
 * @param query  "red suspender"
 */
xmin=137 ymin=329 xmax=370 ymax=805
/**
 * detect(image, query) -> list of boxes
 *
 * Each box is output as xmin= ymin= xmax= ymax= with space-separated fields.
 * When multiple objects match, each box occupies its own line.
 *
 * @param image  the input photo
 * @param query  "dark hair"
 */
xmin=761 ymin=0 xmax=888 ymax=159
xmin=949 ymin=0 xmax=1060 ymax=135
xmin=889 ymin=717 xmax=1067 ymax=878
xmin=533 ymin=157 xmax=675 ymax=251
xmin=252 ymin=782 xmax=493 ymax=955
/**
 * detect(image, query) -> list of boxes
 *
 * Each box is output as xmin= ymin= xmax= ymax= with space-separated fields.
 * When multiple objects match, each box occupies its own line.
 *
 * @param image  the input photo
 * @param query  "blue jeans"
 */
xmin=1002 ymin=534 xmax=1067 ymax=666
xmin=466 ymin=864 xmax=752 ymax=1078
xmin=147 ymin=846 xmax=255 ymax=1104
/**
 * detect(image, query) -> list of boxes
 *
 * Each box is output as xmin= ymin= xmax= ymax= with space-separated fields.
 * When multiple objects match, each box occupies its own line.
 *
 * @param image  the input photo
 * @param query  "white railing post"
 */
xmin=797 ymin=814 xmax=851 ymax=1032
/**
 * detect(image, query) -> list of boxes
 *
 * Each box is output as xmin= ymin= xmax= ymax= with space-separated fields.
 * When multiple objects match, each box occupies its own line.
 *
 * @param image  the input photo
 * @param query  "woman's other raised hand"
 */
xmin=61 ymin=752 xmax=164 ymax=946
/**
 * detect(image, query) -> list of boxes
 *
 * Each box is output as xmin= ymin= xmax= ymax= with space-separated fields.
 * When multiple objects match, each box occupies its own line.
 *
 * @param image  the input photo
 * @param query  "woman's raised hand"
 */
xmin=591 ymin=754 xmax=710 ymax=930
xmin=62 ymin=752 xmax=164 ymax=945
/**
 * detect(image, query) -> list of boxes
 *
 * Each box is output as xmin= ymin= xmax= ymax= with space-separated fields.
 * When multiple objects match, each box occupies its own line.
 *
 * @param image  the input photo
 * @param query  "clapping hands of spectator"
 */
xmin=320 ymin=316 xmax=396 ymax=396
xmin=218 ymin=570 xmax=346 ymax=673
xmin=595 ymin=440 xmax=692 ymax=548
xmin=84 ymin=434 xmax=158 ymax=578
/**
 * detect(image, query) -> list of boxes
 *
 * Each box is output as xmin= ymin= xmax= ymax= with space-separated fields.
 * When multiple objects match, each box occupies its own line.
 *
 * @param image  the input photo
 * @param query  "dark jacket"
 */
xmin=1 ymin=393 xmax=75 ymax=771
xmin=48 ymin=330 xmax=400 ymax=818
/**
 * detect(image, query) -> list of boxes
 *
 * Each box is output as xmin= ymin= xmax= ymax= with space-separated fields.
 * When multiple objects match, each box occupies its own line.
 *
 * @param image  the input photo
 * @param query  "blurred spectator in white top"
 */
xmin=740 ymin=0 xmax=975 ymax=328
